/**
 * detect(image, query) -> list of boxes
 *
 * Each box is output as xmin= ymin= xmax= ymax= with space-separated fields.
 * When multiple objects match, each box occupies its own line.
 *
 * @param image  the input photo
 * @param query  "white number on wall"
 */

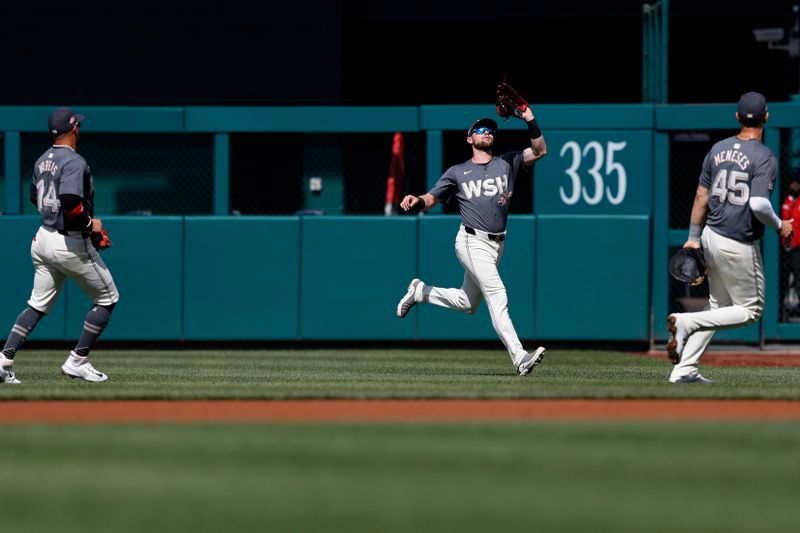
xmin=559 ymin=141 xmax=628 ymax=206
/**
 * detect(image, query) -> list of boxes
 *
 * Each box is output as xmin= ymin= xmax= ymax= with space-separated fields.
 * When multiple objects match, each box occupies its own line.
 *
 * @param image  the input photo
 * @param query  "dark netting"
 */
xmin=343 ymin=132 xmax=426 ymax=215
xmin=229 ymin=132 xmax=426 ymax=215
xmin=229 ymin=133 xmax=304 ymax=215
xmin=0 ymin=132 xmax=5 ymax=213
xmin=19 ymin=133 xmax=213 ymax=216
xmin=778 ymin=127 xmax=800 ymax=323
xmin=668 ymin=129 xmax=737 ymax=229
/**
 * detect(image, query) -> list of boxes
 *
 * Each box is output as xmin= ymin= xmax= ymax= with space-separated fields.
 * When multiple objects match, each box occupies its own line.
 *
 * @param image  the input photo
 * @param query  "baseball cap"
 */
xmin=48 ymin=107 xmax=85 ymax=135
xmin=467 ymin=117 xmax=498 ymax=136
xmin=737 ymin=92 xmax=768 ymax=120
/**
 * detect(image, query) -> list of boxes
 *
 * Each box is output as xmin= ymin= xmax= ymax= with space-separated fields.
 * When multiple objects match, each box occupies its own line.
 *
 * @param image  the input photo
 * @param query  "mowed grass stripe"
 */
xmin=0 ymin=422 xmax=797 ymax=533
xmin=1 ymin=349 xmax=799 ymax=399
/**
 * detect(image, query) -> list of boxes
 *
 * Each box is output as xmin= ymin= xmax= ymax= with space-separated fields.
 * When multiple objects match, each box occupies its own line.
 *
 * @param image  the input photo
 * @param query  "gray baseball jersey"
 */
xmin=30 ymin=146 xmax=94 ymax=232
xmin=429 ymin=151 xmax=526 ymax=234
xmin=699 ymin=136 xmax=776 ymax=242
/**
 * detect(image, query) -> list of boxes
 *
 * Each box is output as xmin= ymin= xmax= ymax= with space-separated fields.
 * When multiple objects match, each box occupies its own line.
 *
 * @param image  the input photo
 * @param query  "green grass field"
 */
xmin=1 ymin=348 xmax=799 ymax=532
xmin=2 ymin=422 xmax=798 ymax=533
xmin=1 ymin=348 xmax=799 ymax=399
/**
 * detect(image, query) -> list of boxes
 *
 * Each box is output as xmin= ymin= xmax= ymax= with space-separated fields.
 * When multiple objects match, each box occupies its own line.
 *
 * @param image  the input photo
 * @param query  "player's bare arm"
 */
xmin=684 ymin=185 xmax=709 ymax=249
xmin=521 ymin=107 xmax=547 ymax=168
xmin=400 ymin=193 xmax=438 ymax=213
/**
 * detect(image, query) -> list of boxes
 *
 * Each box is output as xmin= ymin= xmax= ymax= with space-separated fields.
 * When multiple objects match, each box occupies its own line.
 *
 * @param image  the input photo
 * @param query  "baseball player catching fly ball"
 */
xmin=0 ymin=107 xmax=118 ymax=384
xmin=396 ymin=82 xmax=547 ymax=376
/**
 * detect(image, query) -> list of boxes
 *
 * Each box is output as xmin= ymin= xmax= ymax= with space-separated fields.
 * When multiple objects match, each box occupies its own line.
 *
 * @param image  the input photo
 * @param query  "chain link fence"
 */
xmin=19 ymin=133 xmax=213 ymax=216
xmin=777 ymin=128 xmax=800 ymax=323
xmin=0 ymin=132 xmax=5 ymax=213
xmin=229 ymin=132 xmax=426 ymax=215
xmin=7 ymin=129 xmax=536 ymax=217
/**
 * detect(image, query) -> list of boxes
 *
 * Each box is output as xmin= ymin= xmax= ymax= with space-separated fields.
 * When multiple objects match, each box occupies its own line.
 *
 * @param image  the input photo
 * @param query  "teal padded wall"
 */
xmin=535 ymin=215 xmax=650 ymax=340
xmin=0 ymin=217 xmax=67 ymax=340
xmin=416 ymin=216 xmax=535 ymax=343
xmin=0 ymin=215 xmax=652 ymax=342
xmin=0 ymin=216 xmax=183 ymax=341
xmin=68 ymin=217 xmax=184 ymax=340
xmin=183 ymin=217 xmax=300 ymax=340
xmin=300 ymin=217 xmax=417 ymax=339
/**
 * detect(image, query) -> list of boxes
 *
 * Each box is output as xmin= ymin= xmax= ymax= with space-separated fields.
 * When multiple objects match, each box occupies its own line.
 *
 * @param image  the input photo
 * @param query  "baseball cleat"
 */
xmin=0 ymin=364 xmax=21 ymax=384
xmin=516 ymin=346 xmax=545 ymax=376
xmin=396 ymin=278 xmax=423 ymax=318
xmin=61 ymin=352 xmax=108 ymax=383
xmin=669 ymin=371 xmax=713 ymax=384
xmin=666 ymin=313 xmax=688 ymax=364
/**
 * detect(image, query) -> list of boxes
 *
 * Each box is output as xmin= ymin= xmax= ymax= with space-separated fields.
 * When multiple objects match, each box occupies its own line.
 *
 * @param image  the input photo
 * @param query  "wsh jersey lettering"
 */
xmin=460 ymin=176 xmax=508 ymax=199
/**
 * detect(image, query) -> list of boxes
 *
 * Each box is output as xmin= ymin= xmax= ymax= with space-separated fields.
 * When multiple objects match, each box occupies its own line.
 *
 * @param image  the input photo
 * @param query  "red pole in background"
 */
xmin=384 ymin=132 xmax=405 ymax=216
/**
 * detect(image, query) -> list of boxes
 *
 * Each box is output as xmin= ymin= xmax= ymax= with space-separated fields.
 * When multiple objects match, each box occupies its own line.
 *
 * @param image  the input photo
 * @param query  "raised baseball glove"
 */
xmin=496 ymin=81 xmax=529 ymax=120
xmin=90 ymin=229 xmax=112 ymax=251
xmin=668 ymin=247 xmax=707 ymax=286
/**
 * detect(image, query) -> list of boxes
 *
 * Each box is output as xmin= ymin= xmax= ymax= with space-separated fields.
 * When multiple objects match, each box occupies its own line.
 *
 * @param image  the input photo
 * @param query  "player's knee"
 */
xmin=464 ymin=300 xmax=481 ymax=314
xmin=741 ymin=302 xmax=763 ymax=322
xmin=98 ymin=302 xmax=117 ymax=314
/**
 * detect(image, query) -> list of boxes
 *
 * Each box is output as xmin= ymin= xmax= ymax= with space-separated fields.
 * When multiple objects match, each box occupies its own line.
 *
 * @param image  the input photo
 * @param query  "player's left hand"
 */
xmin=496 ymin=82 xmax=529 ymax=120
xmin=90 ymin=229 xmax=112 ymax=250
xmin=780 ymin=219 xmax=794 ymax=244
xmin=400 ymin=195 xmax=420 ymax=212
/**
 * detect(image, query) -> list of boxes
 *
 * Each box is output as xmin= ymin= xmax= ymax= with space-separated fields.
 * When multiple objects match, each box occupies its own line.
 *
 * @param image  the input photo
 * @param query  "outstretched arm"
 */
xmin=520 ymin=106 xmax=546 ymax=168
xmin=496 ymin=82 xmax=547 ymax=168
xmin=400 ymin=193 xmax=438 ymax=213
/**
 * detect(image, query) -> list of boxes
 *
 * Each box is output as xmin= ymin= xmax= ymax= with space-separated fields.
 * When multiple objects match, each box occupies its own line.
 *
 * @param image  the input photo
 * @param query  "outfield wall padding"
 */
xmin=0 ymin=215 xmax=650 ymax=342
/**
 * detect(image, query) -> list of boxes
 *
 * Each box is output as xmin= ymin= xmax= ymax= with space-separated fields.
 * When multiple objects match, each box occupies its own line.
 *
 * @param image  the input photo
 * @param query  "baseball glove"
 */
xmin=496 ymin=82 xmax=529 ymax=120
xmin=90 ymin=229 xmax=112 ymax=251
xmin=668 ymin=247 xmax=707 ymax=286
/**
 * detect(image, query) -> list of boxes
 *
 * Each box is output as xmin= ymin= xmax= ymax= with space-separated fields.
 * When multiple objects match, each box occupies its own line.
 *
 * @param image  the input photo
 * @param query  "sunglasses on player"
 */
xmin=472 ymin=127 xmax=494 ymax=135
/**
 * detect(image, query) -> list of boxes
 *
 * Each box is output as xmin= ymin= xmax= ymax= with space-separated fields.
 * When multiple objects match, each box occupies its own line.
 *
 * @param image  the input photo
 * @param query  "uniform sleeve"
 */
xmin=428 ymin=167 xmax=457 ymax=200
xmin=750 ymin=153 xmax=777 ymax=199
xmin=501 ymin=151 xmax=523 ymax=166
xmin=58 ymin=158 xmax=87 ymax=197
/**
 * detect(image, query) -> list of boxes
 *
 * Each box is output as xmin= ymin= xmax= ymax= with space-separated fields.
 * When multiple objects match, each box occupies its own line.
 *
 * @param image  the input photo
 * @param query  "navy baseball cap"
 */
xmin=48 ymin=107 xmax=85 ymax=135
xmin=737 ymin=92 xmax=768 ymax=120
xmin=467 ymin=118 xmax=498 ymax=136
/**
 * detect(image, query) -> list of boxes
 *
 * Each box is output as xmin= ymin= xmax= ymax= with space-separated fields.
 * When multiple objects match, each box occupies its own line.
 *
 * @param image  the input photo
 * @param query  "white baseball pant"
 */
xmin=27 ymin=225 xmax=119 ymax=313
xmin=423 ymin=225 xmax=526 ymax=364
xmin=671 ymin=226 xmax=764 ymax=378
